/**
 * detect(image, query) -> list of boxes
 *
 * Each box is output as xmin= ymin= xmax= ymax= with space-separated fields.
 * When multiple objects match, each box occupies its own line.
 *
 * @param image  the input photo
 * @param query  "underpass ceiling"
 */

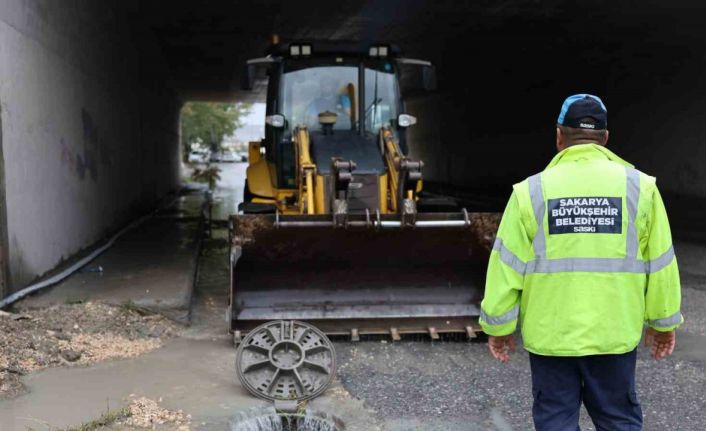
xmin=126 ymin=0 xmax=706 ymax=102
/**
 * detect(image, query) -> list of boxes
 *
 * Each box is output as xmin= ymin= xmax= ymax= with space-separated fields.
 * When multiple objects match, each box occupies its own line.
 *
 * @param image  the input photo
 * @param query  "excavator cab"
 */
xmin=231 ymin=40 xmax=499 ymax=341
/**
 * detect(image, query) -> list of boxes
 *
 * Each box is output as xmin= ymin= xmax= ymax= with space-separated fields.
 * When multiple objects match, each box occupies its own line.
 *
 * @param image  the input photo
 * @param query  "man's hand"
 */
xmin=488 ymin=335 xmax=516 ymax=363
xmin=644 ymin=328 xmax=676 ymax=360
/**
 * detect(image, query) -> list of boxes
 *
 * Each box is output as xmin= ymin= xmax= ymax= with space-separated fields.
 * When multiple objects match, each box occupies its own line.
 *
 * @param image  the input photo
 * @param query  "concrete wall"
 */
xmin=0 ymin=0 xmax=180 ymax=293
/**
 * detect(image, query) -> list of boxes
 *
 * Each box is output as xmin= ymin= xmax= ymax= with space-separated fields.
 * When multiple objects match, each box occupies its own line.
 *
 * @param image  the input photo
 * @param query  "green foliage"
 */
xmin=191 ymin=165 xmax=222 ymax=191
xmin=181 ymin=102 xmax=251 ymax=157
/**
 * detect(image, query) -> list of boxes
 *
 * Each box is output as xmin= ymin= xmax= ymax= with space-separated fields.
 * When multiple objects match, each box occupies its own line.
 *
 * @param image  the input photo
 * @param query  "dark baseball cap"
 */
xmin=557 ymin=94 xmax=607 ymax=130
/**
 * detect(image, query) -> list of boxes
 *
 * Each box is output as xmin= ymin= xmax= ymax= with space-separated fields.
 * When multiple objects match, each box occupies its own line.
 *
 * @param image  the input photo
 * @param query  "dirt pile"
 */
xmin=469 ymin=212 xmax=502 ymax=251
xmin=121 ymin=397 xmax=191 ymax=430
xmin=0 ymin=302 xmax=179 ymax=398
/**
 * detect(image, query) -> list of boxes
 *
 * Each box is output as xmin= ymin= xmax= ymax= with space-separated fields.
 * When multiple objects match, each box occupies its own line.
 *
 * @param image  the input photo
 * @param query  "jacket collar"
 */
xmin=545 ymin=143 xmax=633 ymax=170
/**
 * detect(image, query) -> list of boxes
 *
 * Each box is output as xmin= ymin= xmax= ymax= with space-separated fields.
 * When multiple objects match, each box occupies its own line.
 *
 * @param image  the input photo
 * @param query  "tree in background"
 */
xmin=181 ymin=102 xmax=251 ymax=159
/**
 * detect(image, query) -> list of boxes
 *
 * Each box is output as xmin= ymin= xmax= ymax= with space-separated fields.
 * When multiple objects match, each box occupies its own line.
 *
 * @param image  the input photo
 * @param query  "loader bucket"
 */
xmin=229 ymin=212 xmax=500 ymax=339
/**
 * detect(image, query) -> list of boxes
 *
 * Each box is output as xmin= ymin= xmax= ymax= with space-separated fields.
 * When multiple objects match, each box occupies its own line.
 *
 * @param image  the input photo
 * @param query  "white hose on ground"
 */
xmin=0 ymin=212 xmax=154 ymax=309
xmin=0 ymin=185 xmax=210 ymax=310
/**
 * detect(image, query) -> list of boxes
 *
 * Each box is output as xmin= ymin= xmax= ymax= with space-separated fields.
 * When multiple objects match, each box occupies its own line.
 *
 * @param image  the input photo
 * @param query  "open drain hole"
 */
xmin=230 ymin=406 xmax=345 ymax=431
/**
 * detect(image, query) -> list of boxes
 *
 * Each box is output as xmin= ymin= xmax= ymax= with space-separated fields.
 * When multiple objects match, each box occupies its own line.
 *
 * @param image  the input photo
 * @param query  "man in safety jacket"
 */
xmin=480 ymin=94 xmax=682 ymax=430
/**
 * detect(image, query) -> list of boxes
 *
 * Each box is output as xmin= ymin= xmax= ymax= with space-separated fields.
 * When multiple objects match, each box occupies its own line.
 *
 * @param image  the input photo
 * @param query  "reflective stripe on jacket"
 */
xmin=480 ymin=143 xmax=682 ymax=356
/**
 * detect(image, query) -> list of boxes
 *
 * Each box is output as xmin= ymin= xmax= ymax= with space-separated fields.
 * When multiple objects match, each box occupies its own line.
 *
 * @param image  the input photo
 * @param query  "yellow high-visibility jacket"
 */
xmin=480 ymin=144 xmax=682 ymax=356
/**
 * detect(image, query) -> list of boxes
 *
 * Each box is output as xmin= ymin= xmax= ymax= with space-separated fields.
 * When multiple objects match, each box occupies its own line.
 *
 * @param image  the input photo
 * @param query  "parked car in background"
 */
xmin=222 ymin=151 xmax=237 ymax=162
xmin=188 ymin=150 xmax=209 ymax=164
xmin=237 ymin=151 xmax=248 ymax=162
xmin=209 ymin=151 xmax=222 ymax=163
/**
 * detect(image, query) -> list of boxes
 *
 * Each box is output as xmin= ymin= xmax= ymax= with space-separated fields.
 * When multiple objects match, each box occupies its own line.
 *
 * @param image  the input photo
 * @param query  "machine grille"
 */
xmin=322 ymin=173 xmax=380 ymax=213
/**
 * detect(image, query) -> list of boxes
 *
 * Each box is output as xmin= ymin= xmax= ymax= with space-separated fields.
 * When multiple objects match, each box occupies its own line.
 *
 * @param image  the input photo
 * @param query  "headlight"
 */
xmin=265 ymin=114 xmax=285 ymax=128
xmin=369 ymin=45 xmax=389 ymax=57
xmin=397 ymin=114 xmax=417 ymax=128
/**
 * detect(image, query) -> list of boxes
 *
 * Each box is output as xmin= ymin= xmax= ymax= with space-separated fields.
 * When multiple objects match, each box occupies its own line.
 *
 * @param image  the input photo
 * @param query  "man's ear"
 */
xmin=556 ymin=127 xmax=565 ymax=152
xmin=604 ymin=130 xmax=610 ymax=146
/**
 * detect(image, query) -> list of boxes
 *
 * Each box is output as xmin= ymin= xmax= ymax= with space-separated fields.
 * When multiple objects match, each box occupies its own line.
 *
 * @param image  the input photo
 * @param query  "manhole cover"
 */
xmin=236 ymin=320 xmax=336 ymax=401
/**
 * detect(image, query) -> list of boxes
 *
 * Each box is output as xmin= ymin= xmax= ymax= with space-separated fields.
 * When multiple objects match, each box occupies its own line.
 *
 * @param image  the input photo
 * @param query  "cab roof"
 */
xmin=266 ymin=40 xmax=402 ymax=59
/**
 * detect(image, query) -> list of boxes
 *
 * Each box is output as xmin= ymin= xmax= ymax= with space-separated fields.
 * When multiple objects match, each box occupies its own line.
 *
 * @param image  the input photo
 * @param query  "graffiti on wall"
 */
xmin=79 ymin=109 xmax=99 ymax=181
xmin=60 ymin=109 xmax=114 ymax=181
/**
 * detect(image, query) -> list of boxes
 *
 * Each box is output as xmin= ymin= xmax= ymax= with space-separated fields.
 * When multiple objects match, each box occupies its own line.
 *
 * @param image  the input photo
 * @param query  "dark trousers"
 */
xmin=529 ymin=349 xmax=643 ymax=431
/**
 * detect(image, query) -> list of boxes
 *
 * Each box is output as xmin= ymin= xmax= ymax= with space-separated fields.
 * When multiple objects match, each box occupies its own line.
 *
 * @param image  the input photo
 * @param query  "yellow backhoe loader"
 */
xmin=230 ymin=40 xmax=499 ymax=342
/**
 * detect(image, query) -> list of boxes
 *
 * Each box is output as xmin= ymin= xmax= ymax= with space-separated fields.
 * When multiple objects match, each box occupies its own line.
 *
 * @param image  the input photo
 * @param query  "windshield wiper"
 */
xmin=365 ymin=97 xmax=382 ymax=115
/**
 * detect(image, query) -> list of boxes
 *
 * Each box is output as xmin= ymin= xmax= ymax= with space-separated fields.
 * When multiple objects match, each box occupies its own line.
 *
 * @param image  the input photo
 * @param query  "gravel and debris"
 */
xmin=679 ymin=274 xmax=706 ymax=336
xmin=0 ymin=302 xmax=178 ymax=399
xmin=120 ymin=396 xmax=191 ymax=430
xmin=336 ymin=339 xmax=536 ymax=430
xmin=52 ymin=397 xmax=191 ymax=431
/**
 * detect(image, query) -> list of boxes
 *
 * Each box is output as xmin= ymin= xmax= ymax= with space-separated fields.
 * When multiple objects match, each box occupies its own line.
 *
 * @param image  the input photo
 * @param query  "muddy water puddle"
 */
xmin=0 ymin=338 xmax=263 ymax=431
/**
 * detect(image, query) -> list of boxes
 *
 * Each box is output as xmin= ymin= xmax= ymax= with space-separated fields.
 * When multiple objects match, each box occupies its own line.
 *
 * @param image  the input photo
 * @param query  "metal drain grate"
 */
xmin=230 ymin=406 xmax=344 ymax=431
xmin=235 ymin=320 xmax=336 ymax=402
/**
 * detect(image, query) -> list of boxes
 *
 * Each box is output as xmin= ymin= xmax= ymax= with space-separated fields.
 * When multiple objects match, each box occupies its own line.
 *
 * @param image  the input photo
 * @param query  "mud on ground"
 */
xmin=0 ymin=302 xmax=179 ymax=399
xmin=117 ymin=396 xmax=192 ymax=431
